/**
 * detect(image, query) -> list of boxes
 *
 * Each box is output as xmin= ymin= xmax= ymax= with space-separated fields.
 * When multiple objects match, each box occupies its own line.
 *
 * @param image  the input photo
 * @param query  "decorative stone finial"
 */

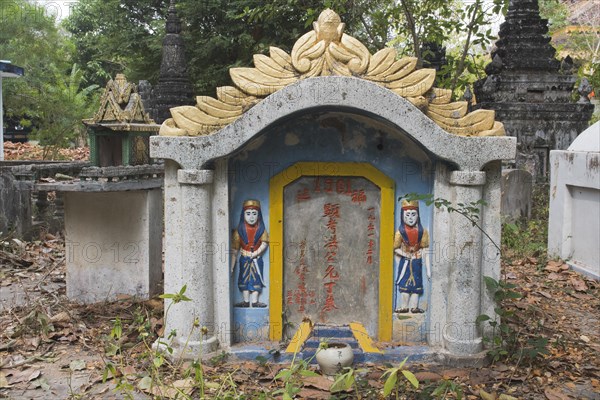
xmin=560 ymin=56 xmax=574 ymax=74
xmin=166 ymin=0 xmax=181 ymax=35
xmin=484 ymin=54 xmax=503 ymax=75
xmin=314 ymin=9 xmax=344 ymax=43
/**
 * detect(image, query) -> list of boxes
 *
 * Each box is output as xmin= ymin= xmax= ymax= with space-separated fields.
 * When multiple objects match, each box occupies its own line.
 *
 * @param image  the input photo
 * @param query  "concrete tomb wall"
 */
xmin=64 ymin=189 xmax=163 ymax=303
xmin=548 ymin=122 xmax=600 ymax=280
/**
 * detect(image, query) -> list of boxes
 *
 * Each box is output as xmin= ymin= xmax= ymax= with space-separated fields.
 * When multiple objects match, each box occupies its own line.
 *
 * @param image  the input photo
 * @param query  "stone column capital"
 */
xmin=449 ymin=170 xmax=486 ymax=186
xmin=177 ymin=169 xmax=214 ymax=185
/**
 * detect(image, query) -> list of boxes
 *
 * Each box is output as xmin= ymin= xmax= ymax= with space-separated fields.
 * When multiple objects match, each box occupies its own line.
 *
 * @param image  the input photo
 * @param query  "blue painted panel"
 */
xmin=228 ymin=112 xmax=435 ymax=344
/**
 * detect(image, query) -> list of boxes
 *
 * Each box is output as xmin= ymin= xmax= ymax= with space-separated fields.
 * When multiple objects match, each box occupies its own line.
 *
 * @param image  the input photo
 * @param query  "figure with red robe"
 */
xmin=394 ymin=199 xmax=430 ymax=314
xmin=232 ymin=200 xmax=269 ymax=308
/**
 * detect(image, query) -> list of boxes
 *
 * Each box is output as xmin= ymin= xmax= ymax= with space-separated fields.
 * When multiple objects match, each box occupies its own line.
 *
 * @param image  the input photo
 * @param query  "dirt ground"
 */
xmin=1 ymin=235 xmax=599 ymax=400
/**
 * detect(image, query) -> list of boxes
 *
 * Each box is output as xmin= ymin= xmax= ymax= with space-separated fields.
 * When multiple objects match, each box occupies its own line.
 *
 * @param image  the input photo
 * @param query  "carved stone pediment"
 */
xmin=85 ymin=74 xmax=155 ymax=126
xmin=160 ymin=9 xmax=504 ymax=138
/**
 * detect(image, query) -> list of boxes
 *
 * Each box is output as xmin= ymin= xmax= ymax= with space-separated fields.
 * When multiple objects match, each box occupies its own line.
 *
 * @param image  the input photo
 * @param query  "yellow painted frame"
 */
xmin=269 ymin=162 xmax=395 ymax=342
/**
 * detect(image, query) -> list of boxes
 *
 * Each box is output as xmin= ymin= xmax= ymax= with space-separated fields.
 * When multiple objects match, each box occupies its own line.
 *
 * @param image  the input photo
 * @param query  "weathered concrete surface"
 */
xmin=0 ymin=165 xmax=32 ymax=236
xmin=501 ymin=169 xmax=533 ymax=221
xmin=0 ymin=161 xmax=87 ymax=238
xmin=548 ymin=122 xmax=600 ymax=280
xmin=64 ymin=189 xmax=163 ymax=303
xmin=283 ymin=176 xmax=381 ymax=337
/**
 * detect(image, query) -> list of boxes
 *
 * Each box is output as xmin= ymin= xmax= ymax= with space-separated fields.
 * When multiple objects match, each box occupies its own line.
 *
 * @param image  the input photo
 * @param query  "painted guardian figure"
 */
xmin=394 ymin=199 xmax=431 ymax=314
xmin=232 ymin=200 xmax=269 ymax=308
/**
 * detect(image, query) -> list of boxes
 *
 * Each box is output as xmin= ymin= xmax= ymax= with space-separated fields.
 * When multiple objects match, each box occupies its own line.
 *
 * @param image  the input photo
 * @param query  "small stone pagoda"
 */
xmin=146 ymin=0 xmax=195 ymax=124
xmin=83 ymin=74 xmax=159 ymax=166
xmin=34 ymin=74 xmax=164 ymax=304
xmin=473 ymin=0 xmax=594 ymax=180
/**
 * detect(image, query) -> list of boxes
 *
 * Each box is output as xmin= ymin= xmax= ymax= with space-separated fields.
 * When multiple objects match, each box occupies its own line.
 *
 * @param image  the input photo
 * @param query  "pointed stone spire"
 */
xmin=166 ymin=0 xmax=181 ymax=35
xmin=491 ymin=0 xmax=560 ymax=72
xmin=473 ymin=0 xmax=594 ymax=181
xmin=152 ymin=0 xmax=194 ymax=124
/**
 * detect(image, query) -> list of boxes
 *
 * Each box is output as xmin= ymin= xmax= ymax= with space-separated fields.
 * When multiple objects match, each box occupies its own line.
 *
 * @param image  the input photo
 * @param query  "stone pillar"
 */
xmin=160 ymin=167 xmax=218 ymax=358
xmin=444 ymin=170 xmax=486 ymax=357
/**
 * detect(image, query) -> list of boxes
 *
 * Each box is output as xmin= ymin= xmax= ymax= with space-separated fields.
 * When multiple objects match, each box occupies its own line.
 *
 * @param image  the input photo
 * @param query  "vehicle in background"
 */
xmin=2 ymin=116 xmax=33 ymax=142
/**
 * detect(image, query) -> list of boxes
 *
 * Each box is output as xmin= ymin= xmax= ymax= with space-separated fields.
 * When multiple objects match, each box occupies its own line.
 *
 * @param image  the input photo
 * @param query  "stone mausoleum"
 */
xmin=151 ymin=10 xmax=516 ymax=364
xmin=473 ymin=0 xmax=593 ymax=180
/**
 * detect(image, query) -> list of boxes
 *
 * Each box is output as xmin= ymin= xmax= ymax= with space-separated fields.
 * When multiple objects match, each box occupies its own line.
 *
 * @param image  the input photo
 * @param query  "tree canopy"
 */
xmin=63 ymin=0 xmax=395 ymax=95
xmin=3 ymin=0 xmax=596 ymax=158
xmin=0 ymin=0 xmax=98 ymax=157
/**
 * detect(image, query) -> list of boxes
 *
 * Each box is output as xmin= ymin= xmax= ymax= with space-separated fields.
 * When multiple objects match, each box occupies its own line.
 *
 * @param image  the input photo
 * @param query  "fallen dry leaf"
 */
xmin=27 ymin=336 xmax=41 ymax=348
xmin=149 ymin=378 xmax=195 ymax=399
xmin=367 ymin=379 xmax=383 ymax=389
xmin=7 ymin=369 xmax=41 ymax=385
xmin=303 ymin=375 xmax=332 ymax=391
xmin=498 ymin=395 xmax=519 ymax=400
xmin=297 ymin=387 xmax=330 ymax=399
xmin=548 ymin=272 xmax=564 ymax=280
xmin=442 ymin=368 xmax=469 ymax=379
xmin=414 ymin=371 xmax=443 ymax=382
xmin=122 ymin=365 xmax=137 ymax=380
xmin=535 ymin=291 xmax=553 ymax=299
xmin=505 ymin=272 xmax=518 ymax=279
xmin=0 ymin=372 xmax=10 ymax=388
xmin=570 ymin=278 xmax=588 ymax=292
xmin=480 ymin=388 xmax=497 ymax=400
xmin=544 ymin=387 xmax=570 ymax=400
xmin=546 ymin=260 xmax=563 ymax=269
xmin=50 ymin=311 xmax=70 ymax=323
xmin=469 ymin=369 xmax=493 ymax=385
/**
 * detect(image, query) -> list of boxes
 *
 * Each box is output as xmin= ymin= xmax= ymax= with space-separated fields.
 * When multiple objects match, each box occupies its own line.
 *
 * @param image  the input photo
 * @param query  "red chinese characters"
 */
xmin=286 ymin=240 xmax=316 ymax=312
xmin=296 ymin=187 xmax=311 ymax=203
xmin=322 ymin=202 xmax=341 ymax=315
xmin=313 ymin=177 xmax=369 ymax=206
xmin=351 ymin=189 xmax=367 ymax=205
xmin=314 ymin=177 xmax=352 ymax=195
xmin=366 ymin=207 xmax=376 ymax=265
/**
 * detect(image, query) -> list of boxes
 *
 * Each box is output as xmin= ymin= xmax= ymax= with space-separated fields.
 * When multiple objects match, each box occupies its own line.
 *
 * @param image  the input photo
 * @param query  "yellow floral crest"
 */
xmin=160 ymin=9 xmax=504 ymax=137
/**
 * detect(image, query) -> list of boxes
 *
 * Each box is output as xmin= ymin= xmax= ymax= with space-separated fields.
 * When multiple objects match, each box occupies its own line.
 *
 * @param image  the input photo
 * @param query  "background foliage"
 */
xmin=0 ymin=0 xmax=98 ymax=157
xmin=1 ymin=0 xmax=597 ymax=158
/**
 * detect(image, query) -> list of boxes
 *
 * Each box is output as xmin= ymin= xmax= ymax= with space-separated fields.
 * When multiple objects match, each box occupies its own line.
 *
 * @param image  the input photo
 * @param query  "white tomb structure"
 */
xmin=548 ymin=122 xmax=600 ymax=280
xmin=150 ymin=10 xmax=517 ymax=364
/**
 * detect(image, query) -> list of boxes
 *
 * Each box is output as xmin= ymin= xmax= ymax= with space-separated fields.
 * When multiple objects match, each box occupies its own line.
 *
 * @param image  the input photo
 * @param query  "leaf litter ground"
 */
xmin=1 ymin=235 xmax=599 ymax=399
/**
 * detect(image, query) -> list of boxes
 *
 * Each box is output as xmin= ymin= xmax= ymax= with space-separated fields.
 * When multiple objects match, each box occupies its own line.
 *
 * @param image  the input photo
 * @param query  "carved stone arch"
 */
xmin=151 ymin=76 xmax=515 ymax=171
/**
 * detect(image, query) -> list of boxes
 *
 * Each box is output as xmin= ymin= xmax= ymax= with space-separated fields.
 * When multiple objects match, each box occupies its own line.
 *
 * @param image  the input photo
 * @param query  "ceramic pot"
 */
xmin=315 ymin=342 xmax=354 ymax=375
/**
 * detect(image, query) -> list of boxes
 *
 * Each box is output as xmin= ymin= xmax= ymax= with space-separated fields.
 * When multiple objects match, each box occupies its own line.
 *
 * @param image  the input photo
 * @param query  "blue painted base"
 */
xmin=233 ymin=307 xmax=270 ymax=343
xmin=228 ymin=324 xmax=435 ymax=364
xmin=227 ymin=343 xmax=436 ymax=364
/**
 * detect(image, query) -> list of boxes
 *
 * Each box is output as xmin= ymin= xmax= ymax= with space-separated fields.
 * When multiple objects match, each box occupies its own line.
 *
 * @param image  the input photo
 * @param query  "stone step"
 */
xmin=310 ymin=324 xmax=355 ymax=339
xmin=301 ymin=324 xmax=365 ymax=363
xmin=303 ymin=336 xmax=360 ymax=350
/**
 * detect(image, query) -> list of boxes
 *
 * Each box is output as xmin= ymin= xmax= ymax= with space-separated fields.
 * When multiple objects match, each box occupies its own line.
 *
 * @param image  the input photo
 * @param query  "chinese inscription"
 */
xmin=283 ymin=176 xmax=381 ymax=336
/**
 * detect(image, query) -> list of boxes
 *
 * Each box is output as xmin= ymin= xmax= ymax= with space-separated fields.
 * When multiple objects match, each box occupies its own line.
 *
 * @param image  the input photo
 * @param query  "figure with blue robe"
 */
xmin=231 ymin=200 xmax=269 ymax=308
xmin=394 ymin=199 xmax=430 ymax=314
